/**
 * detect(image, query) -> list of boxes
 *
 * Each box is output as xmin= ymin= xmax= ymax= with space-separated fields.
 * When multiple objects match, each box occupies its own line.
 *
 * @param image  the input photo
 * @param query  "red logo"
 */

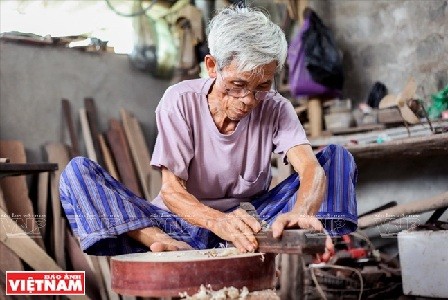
xmin=6 ymin=271 xmax=85 ymax=295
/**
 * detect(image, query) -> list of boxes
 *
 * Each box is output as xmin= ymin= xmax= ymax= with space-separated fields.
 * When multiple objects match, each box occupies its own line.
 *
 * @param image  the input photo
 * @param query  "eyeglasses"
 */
xmin=218 ymin=73 xmax=277 ymax=102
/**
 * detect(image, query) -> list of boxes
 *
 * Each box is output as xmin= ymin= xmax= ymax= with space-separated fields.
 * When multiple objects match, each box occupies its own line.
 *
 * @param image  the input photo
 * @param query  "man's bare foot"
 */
xmin=127 ymin=227 xmax=193 ymax=252
xmin=149 ymin=241 xmax=191 ymax=252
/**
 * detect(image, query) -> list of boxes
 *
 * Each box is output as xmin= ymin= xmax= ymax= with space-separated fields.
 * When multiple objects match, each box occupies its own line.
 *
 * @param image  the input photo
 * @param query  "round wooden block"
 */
xmin=111 ymin=248 xmax=277 ymax=297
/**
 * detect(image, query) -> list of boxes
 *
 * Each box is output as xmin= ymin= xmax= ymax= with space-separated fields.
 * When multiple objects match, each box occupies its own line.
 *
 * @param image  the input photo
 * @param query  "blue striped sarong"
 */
xmin=59 ymin=144 xmax=357 ymax=256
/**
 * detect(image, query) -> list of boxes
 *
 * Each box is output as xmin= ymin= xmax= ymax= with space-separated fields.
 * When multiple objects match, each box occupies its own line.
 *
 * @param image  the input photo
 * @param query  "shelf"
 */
xmin=0 ymin=163 xmax=58 ymax=178
xmin=309 ymin=121 xmax=448 ymax=159
xmin=346 ymin=132 xmax=448 ymax=159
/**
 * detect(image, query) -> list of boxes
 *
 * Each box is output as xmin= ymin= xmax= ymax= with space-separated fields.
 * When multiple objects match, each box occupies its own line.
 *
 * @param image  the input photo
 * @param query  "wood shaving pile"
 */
xmin=179 ymin=284 xmax=279 ymax=300
xmin=202 ymin=248 xmax=264 ymax=261
xmin=203 ymin=248 xmax=239 ymax=258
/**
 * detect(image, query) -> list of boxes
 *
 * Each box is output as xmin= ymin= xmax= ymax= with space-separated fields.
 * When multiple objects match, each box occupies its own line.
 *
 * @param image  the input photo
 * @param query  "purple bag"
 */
xmin=288 ymin=13 xmax=341 ymax=98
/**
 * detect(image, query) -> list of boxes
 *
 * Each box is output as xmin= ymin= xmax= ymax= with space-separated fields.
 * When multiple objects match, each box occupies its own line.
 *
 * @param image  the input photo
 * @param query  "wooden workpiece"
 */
xmin=110 ymin=248 xmax=277 ymax=297
xmin=359 ymin=191 xmax=448 ymax=229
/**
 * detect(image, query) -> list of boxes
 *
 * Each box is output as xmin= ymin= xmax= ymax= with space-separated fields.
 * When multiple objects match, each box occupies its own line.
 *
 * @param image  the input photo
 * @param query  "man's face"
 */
xmin=214 ymin=60 xmax=277 ymax=121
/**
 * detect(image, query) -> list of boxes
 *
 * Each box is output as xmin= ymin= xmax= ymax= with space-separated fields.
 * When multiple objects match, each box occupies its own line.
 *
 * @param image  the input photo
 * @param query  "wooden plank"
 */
xmin=131 ymin=115 xmax=162 ymax=200
xmin=0 ymin=162 xmax=57 ymax=178
xmin=65 ymin=228 xmax=104 ymax=300
xmin=80 ymin=113 xmax=120 ymax=300
xmin=37 ymin=172 xmax=49 ymax=238
xmin=62 ymin=98 xmax=80 ymax=157
xmin=99 ymin=133 xmax=120 ymax=181
xmin=89 ymin=257 xmax=111 ymax=300
xmin=0 ymin=206 xmax=90 ymax=300
xmin=80 ymin=108 xmax=98 ymax=163
xmin=99 ymin=257 xmax=120 ymax=300
xmin=148 ymin=170 xmax=162 ymax=201
xmin=308 ymin=98 xmax=323 ymax=137
xmin=0 ymin=187 xmax=27 ymax=298
xmin=0 ymin=208 xmax=62 ymax=271
xmin=0 ymin=185 xmax=7 ymax=211
xmin=359 ymin=191 xmax=448 ymax=229
xmin=0 ymin=140 xmax=45 ymax=249
xmin=346 ymin=132 xmax=448 ymax=159
xmin=120 ymin=109 xmax=152 ymax=200
xmin=84 ymin=98 xmax=104 ymax=167
xmin=107 ymin=118 xmax=143 ymax=197
xmin=45 ymin=143 xmax=71 ymax=270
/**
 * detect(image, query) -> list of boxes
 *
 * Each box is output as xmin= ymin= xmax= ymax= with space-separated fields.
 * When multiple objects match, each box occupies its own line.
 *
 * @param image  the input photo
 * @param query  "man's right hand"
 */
xmin=208 ymin=208 xmax=262 ymax=253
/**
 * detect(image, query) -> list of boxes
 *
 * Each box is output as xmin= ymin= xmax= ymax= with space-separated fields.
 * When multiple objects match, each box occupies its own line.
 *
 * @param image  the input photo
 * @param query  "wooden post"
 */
xmin=308 ymin=98 xmax=323 ymax=137
xmin=279 ymin=254 xmax=305 ymax=300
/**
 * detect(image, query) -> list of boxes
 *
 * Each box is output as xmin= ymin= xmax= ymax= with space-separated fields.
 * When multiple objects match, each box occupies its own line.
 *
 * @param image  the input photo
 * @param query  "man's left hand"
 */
xmin=271 ymin=212 xmax=334 ymax=262
xmin=271 ymin=211 xmax=324 ymax=238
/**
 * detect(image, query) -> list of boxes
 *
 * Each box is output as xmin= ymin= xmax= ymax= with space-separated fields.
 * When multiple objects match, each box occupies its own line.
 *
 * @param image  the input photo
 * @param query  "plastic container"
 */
xmin=324 ymin=111 xmax=353 ymax=130
xmin=353 ymin=108 xmax=378 ymax=126
xmin=329 ymin=99 xmax=352 ymax=113
xmin=397 ymin=230 xmax=448 ymax=298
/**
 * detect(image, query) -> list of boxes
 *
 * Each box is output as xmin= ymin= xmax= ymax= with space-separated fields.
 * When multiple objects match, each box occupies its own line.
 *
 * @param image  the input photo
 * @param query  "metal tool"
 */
xmin=239 ymin=202 xmax=327 ymax=255
xmin=239 ymin=201 xmax=262 ymax=223
xmin=256 ymin=229 xmax=326 ymax=254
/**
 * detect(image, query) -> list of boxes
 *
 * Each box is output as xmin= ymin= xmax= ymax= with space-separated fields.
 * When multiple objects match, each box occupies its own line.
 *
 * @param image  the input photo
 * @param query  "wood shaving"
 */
xmin=179 ymin=285 xmax=279 ymax=300
xmin=219 ymin=248 xmax=239 ymax=257
xmin=261 ymin=220 xmax=269 ymax=231
xmin=203 ymin=248 xmax=239 ymax=258
xmin=203 ymin=249 xmax=218 ymax=257
xmin=247 ymin=289 xmax=279 ymax=299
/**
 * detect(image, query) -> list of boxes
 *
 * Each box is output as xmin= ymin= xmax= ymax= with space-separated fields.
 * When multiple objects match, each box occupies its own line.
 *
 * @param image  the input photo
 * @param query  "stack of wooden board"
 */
xmin=61 ymin=97 xmax=163 ymax=300
xmin=0 ymin=98 xmax=164 ymax=300
xmin=0 ymin=140 xmax=92 ymax=300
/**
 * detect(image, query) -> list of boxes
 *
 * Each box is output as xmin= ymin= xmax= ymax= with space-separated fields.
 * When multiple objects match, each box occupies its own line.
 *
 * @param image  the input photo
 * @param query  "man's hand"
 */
xmin=314 ymin=235 xmax=335 ymax=263
xmin=271 ymin=212 xmax=334 ymax=262
xmin=271 ymin=211 xmax=324 ymax=238
xmin=209 ymin=208 xmax=262 ymax=253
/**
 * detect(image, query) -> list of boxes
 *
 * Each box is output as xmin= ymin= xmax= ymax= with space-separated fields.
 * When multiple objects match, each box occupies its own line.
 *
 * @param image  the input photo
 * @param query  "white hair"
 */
xmin=207 ymin=6 xmax=288 ymax=74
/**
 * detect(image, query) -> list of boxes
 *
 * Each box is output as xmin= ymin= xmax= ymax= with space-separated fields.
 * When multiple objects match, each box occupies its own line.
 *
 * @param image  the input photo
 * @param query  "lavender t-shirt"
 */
xmin=150 ymin=78 xmax=309 ymax=212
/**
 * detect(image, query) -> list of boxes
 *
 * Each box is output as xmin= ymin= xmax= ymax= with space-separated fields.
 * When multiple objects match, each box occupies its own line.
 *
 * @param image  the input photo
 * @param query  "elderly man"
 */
xmin=60 ymin=6 xmax=357 ymax=256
